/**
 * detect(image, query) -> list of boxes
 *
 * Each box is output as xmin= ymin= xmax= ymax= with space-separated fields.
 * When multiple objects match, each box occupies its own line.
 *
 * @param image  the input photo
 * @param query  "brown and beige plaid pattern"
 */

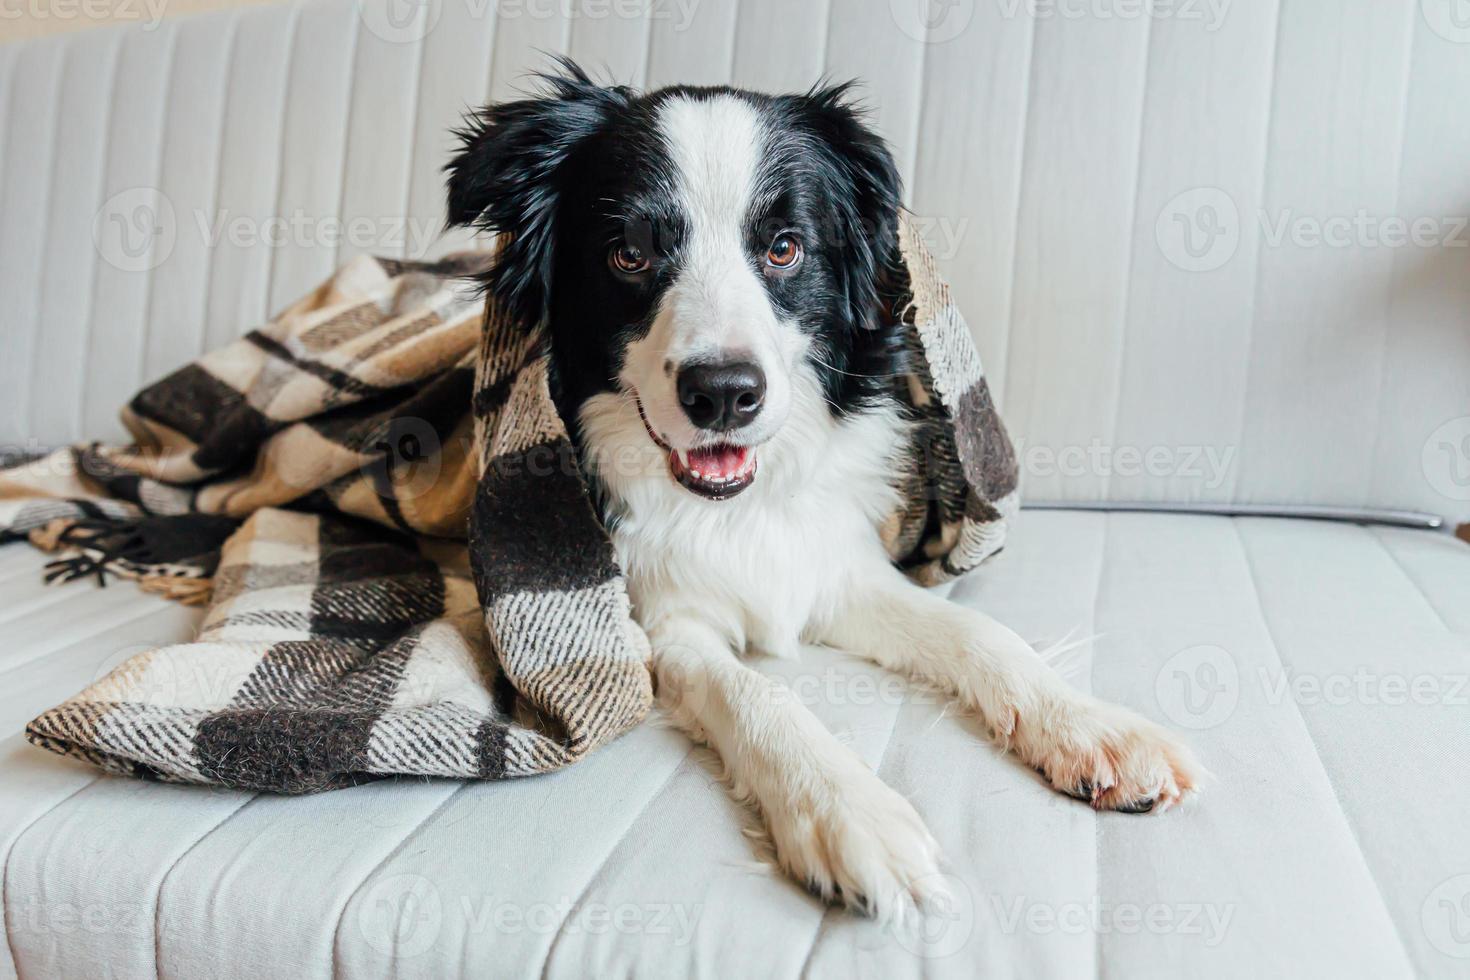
xmin=2 ymin=212 xmax=1015 ymax=793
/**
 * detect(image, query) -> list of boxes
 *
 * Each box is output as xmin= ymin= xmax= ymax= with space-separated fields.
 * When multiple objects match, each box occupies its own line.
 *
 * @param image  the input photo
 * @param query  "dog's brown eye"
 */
xmin=610 ymin=243 xmax=650 ymax=274
xmin=766 ymin=234 xmax=801 ymax=270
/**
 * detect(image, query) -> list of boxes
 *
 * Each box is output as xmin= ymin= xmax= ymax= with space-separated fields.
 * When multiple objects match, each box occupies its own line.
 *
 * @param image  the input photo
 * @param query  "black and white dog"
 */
xmin=446 ymin=62 xmax=1202 ymax=917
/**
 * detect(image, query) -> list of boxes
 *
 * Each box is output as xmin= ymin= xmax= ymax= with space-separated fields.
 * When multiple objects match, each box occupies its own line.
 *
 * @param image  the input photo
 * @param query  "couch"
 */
xmin=3 ymin=1 xmax=1468 ymax=976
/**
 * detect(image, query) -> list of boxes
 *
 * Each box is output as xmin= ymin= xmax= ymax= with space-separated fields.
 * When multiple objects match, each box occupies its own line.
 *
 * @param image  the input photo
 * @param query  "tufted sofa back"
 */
xmin=3 ymin=0 xmax=1468 ymax=520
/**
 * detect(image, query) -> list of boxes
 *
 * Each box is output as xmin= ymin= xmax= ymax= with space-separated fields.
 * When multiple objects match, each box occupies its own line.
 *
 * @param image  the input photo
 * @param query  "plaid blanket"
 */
xmin=1 ymin=214 xmax=1017 ymax=793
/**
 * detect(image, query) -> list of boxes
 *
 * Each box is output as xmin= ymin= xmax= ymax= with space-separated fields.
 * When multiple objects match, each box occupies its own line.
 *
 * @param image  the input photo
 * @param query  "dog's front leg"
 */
xmin=816 ymin=564 xmax=1205 ymax=813
xmin=648 ymin=615 xmax=946 ymax=917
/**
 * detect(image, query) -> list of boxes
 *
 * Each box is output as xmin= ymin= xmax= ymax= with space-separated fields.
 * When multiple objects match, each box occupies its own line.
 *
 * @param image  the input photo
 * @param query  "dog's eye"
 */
xmin=765 ymin=234 xmax=802 ymax=271
xmin=610 ymin=243 xmax=650 ymax=275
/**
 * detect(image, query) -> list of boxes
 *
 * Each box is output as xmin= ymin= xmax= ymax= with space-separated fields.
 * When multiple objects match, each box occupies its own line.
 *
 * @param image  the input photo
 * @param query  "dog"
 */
xmin=445 ymin=60 xmax=1203 ymax=918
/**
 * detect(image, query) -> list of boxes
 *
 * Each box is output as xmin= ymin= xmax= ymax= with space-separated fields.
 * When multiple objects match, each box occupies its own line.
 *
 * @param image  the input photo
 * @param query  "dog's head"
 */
xmin=446 ymin=60 xmax=904 ymax=501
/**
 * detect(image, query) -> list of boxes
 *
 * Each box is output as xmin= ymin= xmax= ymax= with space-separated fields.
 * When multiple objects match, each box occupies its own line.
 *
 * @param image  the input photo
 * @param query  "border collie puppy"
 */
xmin=447 ymin=61 xmax=1202 ymax=917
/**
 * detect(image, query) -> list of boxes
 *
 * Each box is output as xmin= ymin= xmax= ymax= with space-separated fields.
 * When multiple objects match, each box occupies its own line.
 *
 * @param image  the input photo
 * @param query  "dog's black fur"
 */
xmin=445 ymin=60 xmax=908 ymax=432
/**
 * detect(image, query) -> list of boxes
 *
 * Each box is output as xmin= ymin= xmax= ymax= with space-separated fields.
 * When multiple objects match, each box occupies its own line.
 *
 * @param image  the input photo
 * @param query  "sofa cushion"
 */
xmin=1 ymin=510 xmax=1465 ymax=978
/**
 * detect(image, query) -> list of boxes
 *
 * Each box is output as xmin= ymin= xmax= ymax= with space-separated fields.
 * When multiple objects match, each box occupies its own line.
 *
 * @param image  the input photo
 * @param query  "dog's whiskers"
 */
xmin=805 ymin=351 xmax=904 ymax=381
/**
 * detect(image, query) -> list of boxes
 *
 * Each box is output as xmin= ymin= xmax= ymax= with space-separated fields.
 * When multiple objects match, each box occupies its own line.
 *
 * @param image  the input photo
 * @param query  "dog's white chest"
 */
xmin=604 ymin=404 xmax=908 ymax=658
xmin=621 ymin=485 xmax=864 ymax=657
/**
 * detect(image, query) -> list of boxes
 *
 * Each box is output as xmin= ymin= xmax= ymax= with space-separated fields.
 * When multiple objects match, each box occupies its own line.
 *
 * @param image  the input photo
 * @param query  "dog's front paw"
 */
xmin=763 ymin=759 xmax=946 ymax=921
xmin=1018 ymin=698 xmax=1205 ymax=813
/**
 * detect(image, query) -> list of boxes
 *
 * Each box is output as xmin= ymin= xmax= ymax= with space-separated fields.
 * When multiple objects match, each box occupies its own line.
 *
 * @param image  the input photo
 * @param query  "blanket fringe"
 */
xmin=43 ymin=552 xmax=122 ymax=588
xmin=41 ymin=518 xmax=148 ymax=588
xmin=27 ymin=519 xmax=76 ymax=553
xmin=139 ymin=574 xmax=214 ymax=606
xmin=34 ymin=514 xmax=229 ymax=604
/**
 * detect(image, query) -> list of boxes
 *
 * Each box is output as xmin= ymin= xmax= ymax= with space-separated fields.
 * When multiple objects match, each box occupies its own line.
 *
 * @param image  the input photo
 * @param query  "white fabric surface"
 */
xmin=2 ymin=511 xmax=1465 ymax=978
xmin=2 ymin=0 xmax=1470 ymax=519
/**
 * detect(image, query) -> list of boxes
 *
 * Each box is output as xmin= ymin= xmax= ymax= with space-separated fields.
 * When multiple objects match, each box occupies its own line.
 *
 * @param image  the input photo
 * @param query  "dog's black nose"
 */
xmin=676 ymin=361 xmax=766 ymax=431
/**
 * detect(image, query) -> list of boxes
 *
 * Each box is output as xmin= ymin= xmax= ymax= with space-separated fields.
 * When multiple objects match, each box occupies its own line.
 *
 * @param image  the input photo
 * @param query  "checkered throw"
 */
xmin=2 ymin=214 xmax=1016 ymax=793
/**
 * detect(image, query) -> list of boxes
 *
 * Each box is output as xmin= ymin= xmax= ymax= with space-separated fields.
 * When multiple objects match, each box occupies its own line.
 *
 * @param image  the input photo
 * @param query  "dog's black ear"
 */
xmin=788 ymin=83 xmax=904 ymax=336
xmin=446 ymin=58 xmax=629 ymax=327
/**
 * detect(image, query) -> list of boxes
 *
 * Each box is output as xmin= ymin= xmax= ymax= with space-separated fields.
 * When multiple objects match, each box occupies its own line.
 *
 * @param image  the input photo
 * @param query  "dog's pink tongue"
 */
xmin=686 ymin=444 xmax=753 ymax=480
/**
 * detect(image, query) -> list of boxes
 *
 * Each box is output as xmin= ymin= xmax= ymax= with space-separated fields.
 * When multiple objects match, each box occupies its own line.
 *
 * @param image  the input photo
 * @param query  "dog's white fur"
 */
xmin=618 ymin=95 xmax=802 ymax=454
xmin=579 ymin=94 xmax=1203 ymax=919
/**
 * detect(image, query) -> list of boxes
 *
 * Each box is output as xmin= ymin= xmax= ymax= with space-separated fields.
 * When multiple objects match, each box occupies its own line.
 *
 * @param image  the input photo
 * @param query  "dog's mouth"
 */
xmin=668 ymin=443 xmax=757 ymax=499
xmin=636 ymin=399 xmax=757 ymax=500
